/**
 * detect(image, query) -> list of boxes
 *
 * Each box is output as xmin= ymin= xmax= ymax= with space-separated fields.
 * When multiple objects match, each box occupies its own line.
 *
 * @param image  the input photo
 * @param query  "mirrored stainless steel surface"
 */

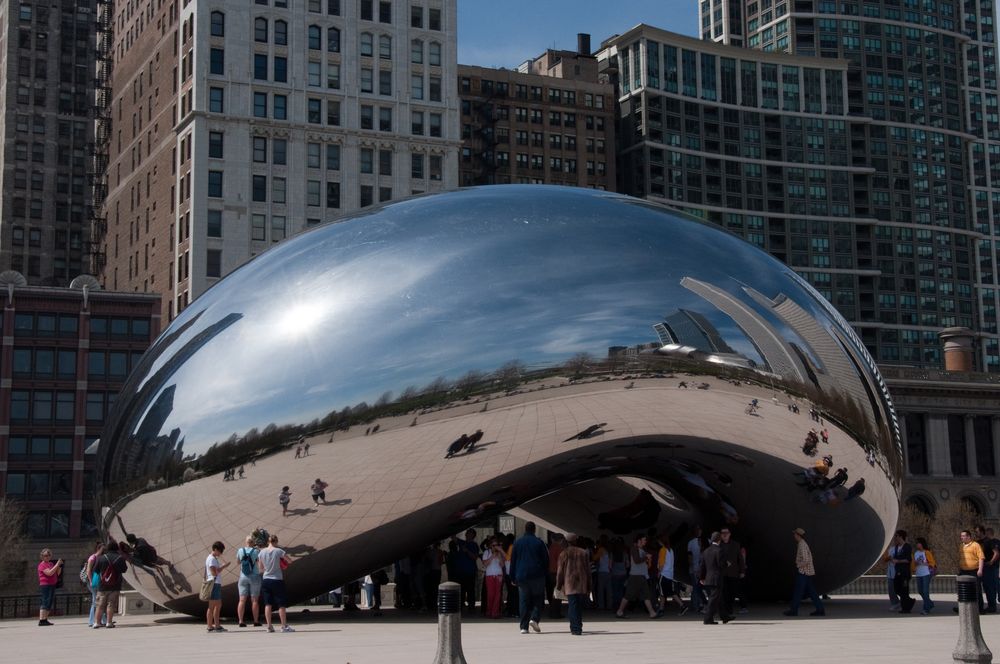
xmin=97 ymin=185 xmax=901 ymax=615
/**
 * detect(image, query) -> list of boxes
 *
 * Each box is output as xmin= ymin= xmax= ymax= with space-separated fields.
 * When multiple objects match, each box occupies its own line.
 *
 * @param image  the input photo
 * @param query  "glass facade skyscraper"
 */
xmin=601 ymin=2 xmax=1000 ymax=371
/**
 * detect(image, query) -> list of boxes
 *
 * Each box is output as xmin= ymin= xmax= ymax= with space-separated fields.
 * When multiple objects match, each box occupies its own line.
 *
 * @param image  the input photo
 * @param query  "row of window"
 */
xmin=11 ymin=314 xmax=150 ymax=340
xmin=460 ymin=79 xmax=608 ymax=110
xmin=247 ymin=0 xmax=444 ymax=30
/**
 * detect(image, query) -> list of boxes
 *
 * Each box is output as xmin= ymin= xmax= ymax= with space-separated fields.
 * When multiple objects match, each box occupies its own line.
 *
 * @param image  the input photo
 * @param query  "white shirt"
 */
xmin=205 ymin=554 xmax=221 ymax=585
xmin=659 ymin=548 xmax=675 ymax=580
xmin=483 ymin=549 xmax=504 ymax=577
xmin=913 ymin=549 xmax=931 ymax=577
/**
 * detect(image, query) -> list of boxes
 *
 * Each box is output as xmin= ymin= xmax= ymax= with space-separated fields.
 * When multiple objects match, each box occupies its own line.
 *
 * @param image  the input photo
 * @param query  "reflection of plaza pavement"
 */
xmin=9 ymin=597 xmax=987 ymax=664
xmin=108 ymin=375 xmax=897 ymax=611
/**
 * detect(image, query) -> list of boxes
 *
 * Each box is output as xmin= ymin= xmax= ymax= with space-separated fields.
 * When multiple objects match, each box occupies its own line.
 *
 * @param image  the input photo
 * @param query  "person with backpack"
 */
xmin=83 ymin=541 xmax=106 ymax=627
xmin=236 ymin=536 xmax=262 ymax=628
xmin=94 ymin=540 xmax=128 ymax=629
xmin=279 ymin=486 xmax=292 ymax=516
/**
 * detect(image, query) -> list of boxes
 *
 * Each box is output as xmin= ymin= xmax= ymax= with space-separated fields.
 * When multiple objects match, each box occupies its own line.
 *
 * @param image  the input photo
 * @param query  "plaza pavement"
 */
xmin=6 ymin=596 xmax=997 ymax=664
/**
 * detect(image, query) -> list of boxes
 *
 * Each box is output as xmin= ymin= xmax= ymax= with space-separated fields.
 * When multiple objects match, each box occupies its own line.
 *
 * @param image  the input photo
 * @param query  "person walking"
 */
xmin=84 ymin=541 xmax=106 ymax=627
xmin=616 ymin=534 xmax=658 ymax=619
xmin=782 ymin=528 xmax=825 ymax=616
xmin=94 ymin=540 xmax=128 ymax=629
xmin=977 ymin=526 xmax=999 ymax=613
xmin=555 ymin=533 xmax=591 ymax=635
xmin=592 ymin=534 xmax=612 ymax=610
xmin=718 ymin=528 xmax=745 ymax=621
xmin=310 ymin=478 xmax=328 ymax=505
xmin=236 ymin=536 xmax=262 ymax=627
xmin=509 ymin=521 xmax=549 ymax=634
xmin=702 ymin=532 xmax=725 ymax=624
xmin=883 ymin=544 xmax=900 ymax=611
xmin=687 ymin=526 xmax=705 ymax=613
xmin=453 ymin=529 xmax=479 ymax=611
xmin=37 ymin=549 xmax=63 ymax=626
xmin=890 ymin=530 xmax=916 ymax=613
xmin=279 ymin=486 xmax=291 ymax=516
xmin=610 ymin=538 xmax=628 ymax=610
xmin=656 ymin=534 xmax=688 ymax=616
xmin=259 ymin=534 xmax=294 ymax=632
xmin=547 ymin=533 xmax=565 ymax=618
xmin=205 ymin=541 xmax=230 ymax=632
xmin=912 ymin=537 xmax=936 ymax=614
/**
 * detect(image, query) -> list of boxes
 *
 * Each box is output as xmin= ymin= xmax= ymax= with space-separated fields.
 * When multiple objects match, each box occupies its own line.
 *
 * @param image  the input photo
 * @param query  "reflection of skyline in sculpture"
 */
xmin=681 ymin=276 xmax=806 ymax=381
xmin=95 ymin=186 xmax=900 ymax=616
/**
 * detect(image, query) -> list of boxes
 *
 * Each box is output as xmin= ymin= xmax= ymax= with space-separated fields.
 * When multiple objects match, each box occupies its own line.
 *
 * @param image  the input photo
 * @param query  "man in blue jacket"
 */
xmin=509 ymin=521 xmax=549 ymax=634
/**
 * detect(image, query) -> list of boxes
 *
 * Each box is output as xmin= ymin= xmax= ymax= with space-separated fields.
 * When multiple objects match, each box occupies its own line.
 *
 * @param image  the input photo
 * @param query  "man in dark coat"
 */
xmin=510 ymin=521 xmax=549 ymax=634
xmin=701 ymin=532 xmax=724 ymax=624
xmin=719 ymin=527 xmax=745 ymax=620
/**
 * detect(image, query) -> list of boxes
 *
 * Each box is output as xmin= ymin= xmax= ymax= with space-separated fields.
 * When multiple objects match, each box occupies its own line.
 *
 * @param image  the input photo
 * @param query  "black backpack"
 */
xmin=99 ymin=555 xmax=121 ymax=587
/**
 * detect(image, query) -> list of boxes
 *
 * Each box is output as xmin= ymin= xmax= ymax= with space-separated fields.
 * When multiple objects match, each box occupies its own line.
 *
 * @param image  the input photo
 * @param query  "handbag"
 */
xmin=553 ymin=587 xmax=567 ymax=601
xmin=198 ymin=578 xmax=215 ymax=601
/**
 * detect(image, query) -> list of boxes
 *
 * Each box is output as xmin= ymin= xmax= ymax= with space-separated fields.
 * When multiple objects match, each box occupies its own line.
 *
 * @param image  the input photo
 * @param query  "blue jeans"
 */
xmin=915 ymin=575 xmax=934 ymax=612
xmin=611 ymin=574 xmax=627 ymax=609
xmin=567 ymin=593 xmax=584 ymax=634
xmin=595 ymin=572 xmax=611 ymax=609
xmin=983 ymin=566 xmax=998 ymax=611
xmin=788 ymin=572 xmax=823 ymax=614
xmin=517 ymin=577 xmax=545 ymax=631
xmin=689 ymin=578 xmax=704 ymax=612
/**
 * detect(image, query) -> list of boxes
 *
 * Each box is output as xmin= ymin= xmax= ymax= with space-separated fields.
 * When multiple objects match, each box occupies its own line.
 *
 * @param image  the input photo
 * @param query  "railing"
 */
xmin=879 ymin=365 xmax=1000 ymax=384
xmin=832 ymin=574 xmax=956 ymax=596
xmin=0 ymin=593 xmax=90 ymax=620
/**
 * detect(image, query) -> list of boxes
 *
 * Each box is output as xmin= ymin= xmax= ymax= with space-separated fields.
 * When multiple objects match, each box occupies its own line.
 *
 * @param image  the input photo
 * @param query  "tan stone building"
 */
xmin=98 ymin=0 xmax=460 ymax=323
xmin=458 ymin=36 xmax=616 ymax=190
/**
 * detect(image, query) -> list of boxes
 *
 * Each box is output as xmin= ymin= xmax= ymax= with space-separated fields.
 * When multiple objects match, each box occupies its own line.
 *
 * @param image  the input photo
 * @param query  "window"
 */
xmin=328 ymin=27 xmax=340 ymax=52
xmin=379 ymin=107 xmax=392 ymax=131
xmin=327 ymin=100 xmax=341 ymax=126
xmin=361 ymin=32 xmax=373 ymax=56
xmin=253 ymin=136 xmax=267 ymax=162
xmin=208 ymin=131 xmax=224 ymax=158
xmin=308 ymin=25 xmax=321 ymax=49
xmin=307 ymin=143 xmax=321 ymax=168
xmin=361 ymin=67 xmax=373 ymax=92
xmin=272 ymin=177 xmax=286 ymax=204
xmin=253 ymin=91 xmax=267 ymax=117
xmin=429 ymin=112 xmax=442 ymax=137
xmin=209 ymin=87 xmax=224 ymax=113
xmin=271 ymin=216 xmax=286 ymax=242
xmin=327 ymin=0 xmax=340 ymax=15
xmin=307 ymin=180 xmax=321 ymax=206
xmin=429 ymin=7 xmax=441 ymax=30
xmin=326 ymin=144 xmax=340 ymax=170
xmin=430 ymin=154 xmax=442 ymax=180
xmin=328 ymin=63 xmax=341 ymax=89
xmin=411 ymin=39 xmax=423 ymax=63
xmin=252 ymin=175 xmax=267 ymax=202
xmin=211 ymin=11 xmax=225 ymax=37
xmin=207 ymin=171 xmax=223 ymax=197
xmin=273 ymin=138 xmax=287 ymax=165
xmin=379 ymin=0 xmax=391 ymax=23
xmin=308 ymin=98 xmax=322 ymax=123
xmin=274 ymin=56 xmax=287 ymax=82
xmin=429 ymin=41 xmax=441 ymax=66
xmin=360 ymin=104 xmax=373 ymax=129
xmin=273 ymin=94 xmax=287 ymax=119
xmin=254 ymin=53 xmax=268 ymax=80
xmin=326 ymin=182 xmax=340 ymax=208
xmin=429 ymin=76 xmax=441 ymax=101
xmin=411 ymin=110 xmax=424 ymax=134
xmin=360 ymin=148 xmax=374 ymax=173
xmin=411 ymin=73 xmax=424 ymax=99
xmin=207 ymin=250 xmax=222 ymax=278
xmin=274 ymin=20 xmax=287 ymax=45
xmin=379 ymin=149 xmax=392 ymax=175
xmin=379 ymin=69 xmax=392 ymax=95
xmin=360 ymin=0 xmax=373 ymax=20
xmin=411 ymin=153 xmax=424 ymax=178
xmin=411 ymin=4 xmax=423 ymax=28
xmin=360 ymin=184 xmax=374 ymax=207
xmin=379 ymin=35 xmax=392 ymax=59
xmin=254 ymin=17 xmax=267 ymax=42
xmin=251 ymin=214 xmax=266 ymax=241
xmin=210 ymin=48 xmax=225 ymax=75
xmin=207 ymin=210 xmax=222 ymax=237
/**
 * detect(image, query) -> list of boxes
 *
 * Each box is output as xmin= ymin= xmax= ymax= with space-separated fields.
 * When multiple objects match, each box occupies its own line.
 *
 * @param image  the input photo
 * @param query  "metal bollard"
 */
xmin=953 ymin=575 xmax=992 ymax=664
xmin=432 ymin=582 xmax=468 ymax=664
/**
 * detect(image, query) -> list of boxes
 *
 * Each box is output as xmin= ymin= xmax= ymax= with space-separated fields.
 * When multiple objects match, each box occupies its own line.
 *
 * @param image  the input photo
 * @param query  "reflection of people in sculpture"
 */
xmin=279 ymin=486 xmax=291 ymax=516
xmin=445 ymin=434 xmax=469 ymax=459
xmin=678 ymin=381 xmax=688 ymax=388
xmin=845 ymin=478 xmax=866 ymax=500
xmin=238 ymin=465 xmax=245 ymax=479
xmin=563 ymin=423 xmax=607 ymax=442
xmin=465 ymin=429 xmax=484 ymax=451
xmin=310 ymin=478 xmax=328 ymax=505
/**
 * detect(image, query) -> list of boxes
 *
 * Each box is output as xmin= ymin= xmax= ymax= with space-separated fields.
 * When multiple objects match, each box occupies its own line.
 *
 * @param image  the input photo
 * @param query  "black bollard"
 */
xmin=953 ymin=575 xmax=992 ymax=664
xmin=432 ymin=581 xmax=468 ymax=664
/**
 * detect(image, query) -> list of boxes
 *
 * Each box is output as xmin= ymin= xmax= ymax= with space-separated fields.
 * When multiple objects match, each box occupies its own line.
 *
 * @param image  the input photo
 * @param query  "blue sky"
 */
xmin=457 ymin=0 xmax=700 ymax=68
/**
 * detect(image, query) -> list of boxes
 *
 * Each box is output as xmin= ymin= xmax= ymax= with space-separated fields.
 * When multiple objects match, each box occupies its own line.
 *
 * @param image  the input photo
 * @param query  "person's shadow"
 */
xmin=285 ymin=544 xmax=317 ymax=557
xmin=324 ymin=498 xmax=352 ymax=506
xmin=286 ymin=507 xmax=317 ymax=516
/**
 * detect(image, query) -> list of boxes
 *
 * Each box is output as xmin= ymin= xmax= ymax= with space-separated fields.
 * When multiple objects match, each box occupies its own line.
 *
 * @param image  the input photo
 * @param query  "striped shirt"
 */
xmin=795 ymin=539 xmax=816 ymax=576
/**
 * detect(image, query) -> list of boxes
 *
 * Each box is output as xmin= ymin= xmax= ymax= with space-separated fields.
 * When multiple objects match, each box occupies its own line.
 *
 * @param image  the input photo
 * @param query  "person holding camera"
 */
xmin=37 ymin=549 xmax=63 ymax=626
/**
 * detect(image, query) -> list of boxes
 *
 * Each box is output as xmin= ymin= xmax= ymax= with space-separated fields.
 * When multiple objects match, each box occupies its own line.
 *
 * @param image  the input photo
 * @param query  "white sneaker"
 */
xmin=520 ymin=628 xmax=529 ymax=634
xmin=281 ymin=626 xmax=295 ymax=633
xmin=529 ymin=620 xmax=540 ymax=633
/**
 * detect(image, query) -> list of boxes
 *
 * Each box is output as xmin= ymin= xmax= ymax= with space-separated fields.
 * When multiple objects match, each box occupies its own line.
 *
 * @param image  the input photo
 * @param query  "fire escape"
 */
xmin=89 ymin=0 xmax=113 ymax=277
xmin=473 ymin=89 xmax=499 ymax=185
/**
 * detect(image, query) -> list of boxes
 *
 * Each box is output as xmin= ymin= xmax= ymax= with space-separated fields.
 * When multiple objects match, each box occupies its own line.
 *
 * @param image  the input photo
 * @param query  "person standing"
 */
xmin=883 ymin=544 xmax=900 ymax=611
xmin=279 ymin=486 xmax=291 ymax=517
xmin=616 ymin=534 xmax=658 ymax=619
xmin=259 ymin=534 xmax=294 ymax=632
xmin=236 ymin=536 xmax=262 ymax=627
xmin=782 ymin=528 xmax=825 ymax=616
xmin=509 ymin=521 xmax=549 ymax=634
xmin=205 ymin=541 xmax=230 ymax=632
xmin=310 ymin=478 xmax=328 ymax=505
xmin=912 ymin=537 xmax=936 ymax=615
xmin=977 ymin=526 xmax=999 ymax=613
xmin=453 ymin=529 xmax=479 ymax=611
xmin=956 ymin=529 xmax=985 ymax=612
xmin=555 ymin=533 xmax=591 ymax=635
xmin=547 ymin=533 xmax=565 ymax=618
xmin=702 ymin=532 xmax=725 ymax=624
xmin=890 ymin=530 xmax=915 ymax=613
xmin=37 ymin=549 xmax=63 ymax=626
xmin=84 ymin=541 xmax=106 ymax=627
xmin=592 ymin=534 xmax=612 ymax=611
xmin=718 ymin=528 xmax=745 ymax=621
xmin=687 ymin=526 xmax=705 ymax=613
xmin=94 ymin=540 xmax=128 ymax=629
xmin=482 ymin=537 xmax=505 ymax=618
xmin=656 ymin=534 xmax=688 ymax=616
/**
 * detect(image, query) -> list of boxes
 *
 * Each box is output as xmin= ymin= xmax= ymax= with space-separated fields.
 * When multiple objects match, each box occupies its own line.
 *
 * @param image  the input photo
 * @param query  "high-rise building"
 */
xmin=0 ymin=0 xmax=100 ymax=284
xmin=0 ymin=280 xmax=160 ymax=542
xmin=97 ymin=0 xmax=460 ymax=322
xmin=597 ymin=9 xmax=999 ymax=371
xmin=457 ymin=36 xmax=616 ymax=189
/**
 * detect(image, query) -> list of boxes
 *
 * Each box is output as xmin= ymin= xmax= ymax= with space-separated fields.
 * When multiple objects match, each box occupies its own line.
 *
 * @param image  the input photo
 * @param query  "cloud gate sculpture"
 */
xmin=97 ymin=186 xmax=901 ymax=615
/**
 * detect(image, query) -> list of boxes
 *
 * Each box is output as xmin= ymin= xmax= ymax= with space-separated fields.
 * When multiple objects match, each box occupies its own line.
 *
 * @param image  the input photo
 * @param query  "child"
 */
xmin=279 ymin=486 xmax=291 ymax=516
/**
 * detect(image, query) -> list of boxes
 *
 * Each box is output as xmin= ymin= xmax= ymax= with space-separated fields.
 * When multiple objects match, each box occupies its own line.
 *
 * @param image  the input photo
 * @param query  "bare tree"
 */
xmin=565 ymin=352 xmax=593 ymax=377
xmin=0 ymin=499 xmax=25 ymax=587
xmin=495 ymin=360 xmax=525 ymax=391
xmin=898 ymin=499 xmax=981 ymax=573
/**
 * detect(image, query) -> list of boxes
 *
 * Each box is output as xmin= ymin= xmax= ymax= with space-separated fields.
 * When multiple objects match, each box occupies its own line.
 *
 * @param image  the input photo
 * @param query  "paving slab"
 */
xmin=4 ymin=595 xmax=998 ymax=664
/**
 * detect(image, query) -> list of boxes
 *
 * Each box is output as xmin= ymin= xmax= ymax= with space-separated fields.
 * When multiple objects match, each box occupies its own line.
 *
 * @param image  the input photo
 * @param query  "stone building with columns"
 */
xmin=884 ymin=329 xmax=1000 ymax=523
